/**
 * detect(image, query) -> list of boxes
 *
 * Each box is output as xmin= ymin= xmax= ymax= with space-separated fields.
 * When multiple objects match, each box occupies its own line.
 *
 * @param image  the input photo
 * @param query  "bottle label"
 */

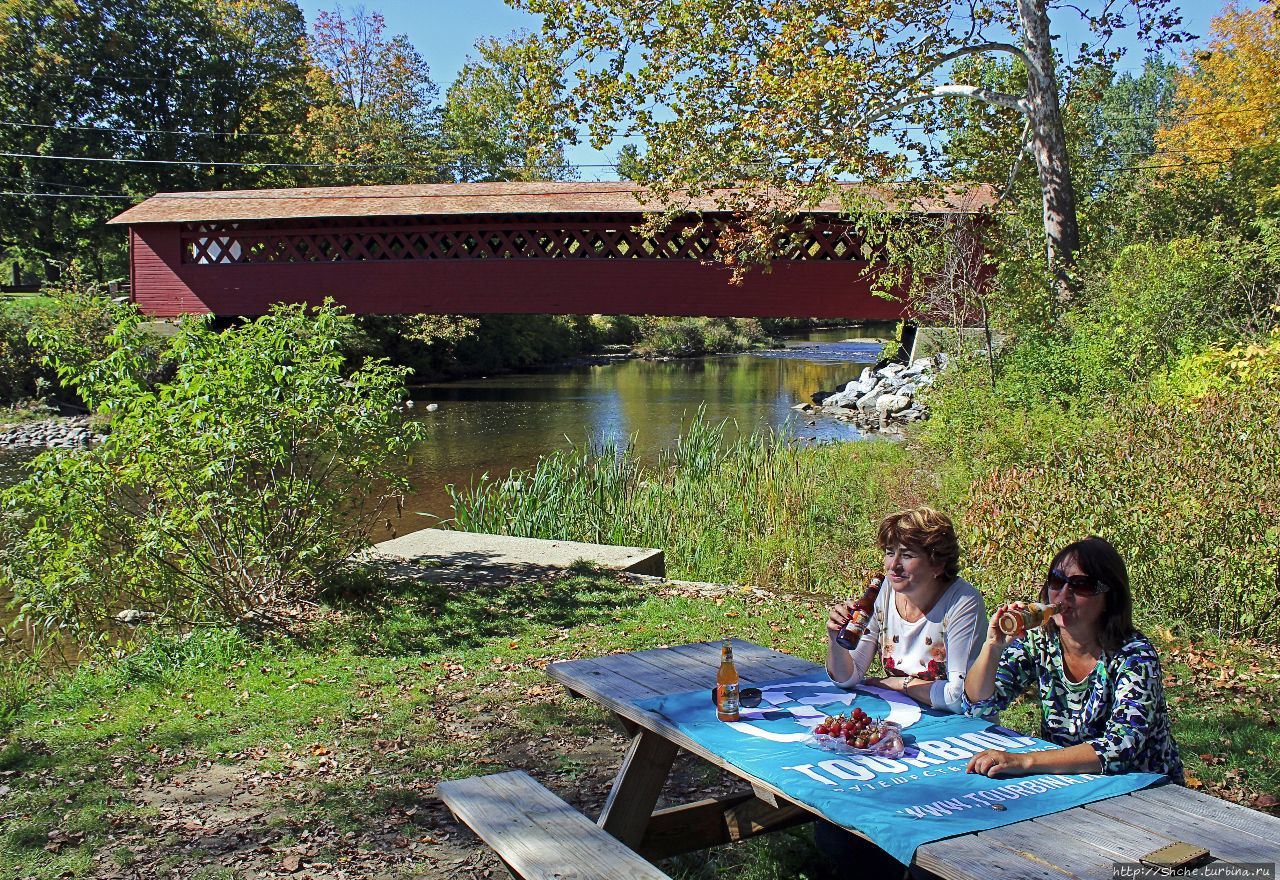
xmin=835 ymin=609 xmax=872 ymax=650
xmin=718 ymin=683 xmax=740 ymax=716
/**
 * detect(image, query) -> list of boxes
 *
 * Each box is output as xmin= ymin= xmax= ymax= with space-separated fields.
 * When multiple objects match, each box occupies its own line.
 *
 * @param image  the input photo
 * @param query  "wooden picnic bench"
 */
xmin=441 ymin=639 xmax=1280 ymax=879
xmin=436 ymin=769 xmax=672 ymax=880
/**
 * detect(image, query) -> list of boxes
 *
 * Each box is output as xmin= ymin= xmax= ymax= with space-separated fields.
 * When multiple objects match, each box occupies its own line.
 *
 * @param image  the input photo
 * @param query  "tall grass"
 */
xmin=446 ymin=413 xmax=915 ymax=592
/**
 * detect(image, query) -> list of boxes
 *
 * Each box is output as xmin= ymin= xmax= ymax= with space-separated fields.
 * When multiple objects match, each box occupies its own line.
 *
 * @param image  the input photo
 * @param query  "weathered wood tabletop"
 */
xmin=547 ymin=639 xmax=1280 ymax=879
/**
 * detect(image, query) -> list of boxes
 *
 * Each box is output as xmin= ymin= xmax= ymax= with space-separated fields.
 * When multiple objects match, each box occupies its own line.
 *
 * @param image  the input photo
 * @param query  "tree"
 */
xmin=1089 ymin=57 xmax=1178 ymax=172
xmin=518 ymin=0 xmax=1188 ymax=302
xmin=1 ymin=301 xmax=425 ymax=634
xmin=1156 ymin=2 xmax=1280 ymax=174
xmin=614 ymin=143 xmax=643 ymax=180
xmin=299 ymin=6 xmax=444 ymax=184
xmin=0 ymin=0 xmax=311 ymax=276
xmin=440 ymin=34 xmax=577 ymax=181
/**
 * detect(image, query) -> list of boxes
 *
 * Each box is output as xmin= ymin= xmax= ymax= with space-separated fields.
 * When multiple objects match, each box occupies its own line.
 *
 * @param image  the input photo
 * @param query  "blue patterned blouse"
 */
xmin=964 ymin=629 xmax=1184 ymax=783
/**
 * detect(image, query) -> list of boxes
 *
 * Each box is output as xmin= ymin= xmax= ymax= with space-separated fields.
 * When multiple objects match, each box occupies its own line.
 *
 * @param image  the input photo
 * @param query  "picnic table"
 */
xmin=442 ymin=639 xmax=1280 ymax=880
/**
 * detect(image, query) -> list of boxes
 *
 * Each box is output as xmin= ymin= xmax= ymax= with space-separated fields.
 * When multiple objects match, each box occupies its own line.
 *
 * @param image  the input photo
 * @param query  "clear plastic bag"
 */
xmin=810 ymin=721 xmax=905 ymax=758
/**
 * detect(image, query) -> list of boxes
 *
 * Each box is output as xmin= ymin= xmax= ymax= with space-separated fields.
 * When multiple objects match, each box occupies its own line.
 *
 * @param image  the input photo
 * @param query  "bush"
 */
xmin=355 ymin=313 xmax=603 ymax=380
xmin=959 ymin=333 xmax=1280 ymax=638
xmin=0 ymin=302 xmax=45 ymax=404
xmin=0 ymin=265 xmax=160 ymax=407
xmin=0 ymin=302 xmax=425 ymax=636
xmin=1067 ymin=231 xmax=1280 ymax=396
xmin=632 ymin=316 xmax=770 ymax=357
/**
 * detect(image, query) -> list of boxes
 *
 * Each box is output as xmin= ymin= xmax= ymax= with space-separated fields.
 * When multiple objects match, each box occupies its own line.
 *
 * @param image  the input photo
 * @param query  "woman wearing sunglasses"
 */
xmin=963 ymin=536 xmax=1183 ymax=782
xmin=826 ymin=507 xmax=988 ymax=714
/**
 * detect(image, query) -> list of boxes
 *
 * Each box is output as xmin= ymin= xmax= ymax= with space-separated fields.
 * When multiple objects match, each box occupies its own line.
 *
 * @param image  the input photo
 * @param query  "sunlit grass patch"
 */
xmin=1 ymin=570 xmax=1276 ymax=879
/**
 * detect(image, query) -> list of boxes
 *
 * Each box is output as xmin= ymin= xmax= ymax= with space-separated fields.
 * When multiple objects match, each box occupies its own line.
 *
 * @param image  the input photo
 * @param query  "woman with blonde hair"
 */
xmin=826 ymin=506 xmax=987 ymax=713
xmin=818 ymin=507 xmax=988 ymax=877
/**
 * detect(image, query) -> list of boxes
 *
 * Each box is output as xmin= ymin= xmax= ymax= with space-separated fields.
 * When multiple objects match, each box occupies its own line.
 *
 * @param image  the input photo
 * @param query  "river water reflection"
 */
xmin=402 ymin=326 xmax=885 ymax=519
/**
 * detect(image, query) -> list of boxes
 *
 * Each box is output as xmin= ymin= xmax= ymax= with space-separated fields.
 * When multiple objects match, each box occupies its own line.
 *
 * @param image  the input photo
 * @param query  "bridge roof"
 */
xmin=108 ymin=181 xmax=996 ymax=225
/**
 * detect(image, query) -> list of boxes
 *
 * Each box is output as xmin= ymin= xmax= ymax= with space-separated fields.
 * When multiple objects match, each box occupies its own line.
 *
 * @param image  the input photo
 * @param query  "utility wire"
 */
xmin=0 ymin=191 xmax=132 ymax=199
xmin=0 ymin=151 xmax=433 ymax=169
xmin=0 ymin=120 xmax=283 ymax=139
xmin=6 ymin=100 xmax=1278 ymax=143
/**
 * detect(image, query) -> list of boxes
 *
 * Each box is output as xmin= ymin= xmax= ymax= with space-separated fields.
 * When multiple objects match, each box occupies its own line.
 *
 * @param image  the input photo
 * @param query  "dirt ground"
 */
xmin=83 ymin=716 xmax=740 ymax=880
xmin=66 ymin=575 xmax=766 ymax=880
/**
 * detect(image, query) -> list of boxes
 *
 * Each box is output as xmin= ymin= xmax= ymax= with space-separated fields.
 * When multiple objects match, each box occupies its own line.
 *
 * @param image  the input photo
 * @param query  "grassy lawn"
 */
xmin=1 ymin=569 xmax=1276 ymax=880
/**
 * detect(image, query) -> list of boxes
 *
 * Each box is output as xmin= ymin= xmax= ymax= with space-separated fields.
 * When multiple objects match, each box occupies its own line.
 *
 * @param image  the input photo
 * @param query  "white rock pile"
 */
xmin=0 ymin=416 xmax=99 ymax=450
xmin=795 ymin=353 xmax=949 ymax=433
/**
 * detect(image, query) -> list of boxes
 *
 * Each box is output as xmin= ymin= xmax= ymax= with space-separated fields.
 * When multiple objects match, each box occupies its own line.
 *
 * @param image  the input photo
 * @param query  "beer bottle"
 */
xmin=716 ymin=640 xmax=741 ymax=722
xmin=835 ymin=575 xmax=883 ymax=651
xmin=995 ymin=603 xmax=1062 ymax=638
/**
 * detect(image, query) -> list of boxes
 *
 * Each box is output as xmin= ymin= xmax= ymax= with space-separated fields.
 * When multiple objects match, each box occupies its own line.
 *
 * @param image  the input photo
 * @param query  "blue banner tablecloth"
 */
xmin=638 ymin=669 xmax=1165 ymax=864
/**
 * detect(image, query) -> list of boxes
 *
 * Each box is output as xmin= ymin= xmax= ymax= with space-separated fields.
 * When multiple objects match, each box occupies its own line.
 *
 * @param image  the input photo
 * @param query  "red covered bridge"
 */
xmin=108 ymin=182 xmax=994 ymax=320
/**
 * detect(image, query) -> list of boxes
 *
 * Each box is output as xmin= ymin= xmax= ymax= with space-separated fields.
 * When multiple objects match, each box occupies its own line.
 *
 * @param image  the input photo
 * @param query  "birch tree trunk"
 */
xmin=1019 ymin=0 xmax=1080 ymax=304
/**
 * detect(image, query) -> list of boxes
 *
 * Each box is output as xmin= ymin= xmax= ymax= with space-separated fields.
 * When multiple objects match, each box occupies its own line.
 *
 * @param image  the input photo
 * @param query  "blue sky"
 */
xmin=294 ymin=1 xmax=1252 ymax=180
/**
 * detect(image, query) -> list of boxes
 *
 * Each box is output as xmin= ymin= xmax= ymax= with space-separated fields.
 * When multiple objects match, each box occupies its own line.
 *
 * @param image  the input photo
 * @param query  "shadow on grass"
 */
xmin=314 ymin=557 xmax=646 ymax=656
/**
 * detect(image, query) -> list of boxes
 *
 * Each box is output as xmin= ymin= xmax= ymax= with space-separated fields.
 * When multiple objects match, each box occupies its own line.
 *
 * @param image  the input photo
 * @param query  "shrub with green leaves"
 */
xmin=0 ymin=303 xmax=425 ymax=635
xmin=960 ymin=333 xmax=1280 ymax=638
xmin=631 ymin=316 xmax=770 ymax=357
xmin=0 ymin=301 xmax=44 ymax=404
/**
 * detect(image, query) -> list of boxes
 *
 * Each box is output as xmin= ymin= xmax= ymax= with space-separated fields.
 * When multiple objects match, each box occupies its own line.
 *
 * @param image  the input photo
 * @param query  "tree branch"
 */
xmin=856 ymin=43 xmax=1031 ymax=128
xmin=998 ymin=120 xmax=1034 ymax=204
xmin=876 ymin=83 xmax=1028 ymax=119
xmin=920 ymin=42 xmax=1032 ymax=78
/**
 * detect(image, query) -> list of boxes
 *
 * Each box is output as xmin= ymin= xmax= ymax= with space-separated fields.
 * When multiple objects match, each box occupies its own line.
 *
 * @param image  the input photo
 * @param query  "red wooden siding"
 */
xmin=132 ymin=226 xmax=210 ymax=317
xmin=128 ymin=216 xmax=909 ymax=320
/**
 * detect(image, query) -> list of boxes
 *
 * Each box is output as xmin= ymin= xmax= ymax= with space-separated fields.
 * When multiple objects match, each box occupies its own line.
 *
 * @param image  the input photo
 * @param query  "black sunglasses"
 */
xmin=1047 ymin=568 xmax=1110 ymax=597
xmin=710 ymin=686 xmax=763 ymax=708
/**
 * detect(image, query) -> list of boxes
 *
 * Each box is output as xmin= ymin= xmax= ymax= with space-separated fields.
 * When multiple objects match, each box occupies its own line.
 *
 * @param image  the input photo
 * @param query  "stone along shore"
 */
xmin=0 ymin=416 xmax=99 ymax=450
xmin=796 ymin=353 xmax=949 ymax=433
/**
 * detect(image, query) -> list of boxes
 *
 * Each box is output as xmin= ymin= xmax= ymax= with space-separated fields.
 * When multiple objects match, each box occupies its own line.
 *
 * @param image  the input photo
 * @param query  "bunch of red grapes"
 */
xmin=814 ymin=707 xmax=886 ymax=750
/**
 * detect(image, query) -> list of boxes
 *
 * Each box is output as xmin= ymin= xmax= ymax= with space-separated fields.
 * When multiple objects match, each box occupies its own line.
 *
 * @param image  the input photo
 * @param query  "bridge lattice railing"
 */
xmin=179 ymin=217 xmax=868 ymax=266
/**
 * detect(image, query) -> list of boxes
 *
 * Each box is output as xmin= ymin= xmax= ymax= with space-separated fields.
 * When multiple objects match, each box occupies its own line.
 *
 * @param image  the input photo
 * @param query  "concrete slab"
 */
xmin=362 ymin=528 xmax=664 ymax=584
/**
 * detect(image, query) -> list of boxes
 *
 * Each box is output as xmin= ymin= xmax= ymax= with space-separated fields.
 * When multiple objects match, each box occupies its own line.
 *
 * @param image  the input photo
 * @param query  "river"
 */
xmin=0 ymin=325 xmax=886 ymax=640
xmin=401 ymin=325 xmax=886 ymax=519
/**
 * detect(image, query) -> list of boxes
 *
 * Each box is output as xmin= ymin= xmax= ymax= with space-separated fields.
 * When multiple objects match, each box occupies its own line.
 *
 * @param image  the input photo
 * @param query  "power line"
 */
xmin=0 ymin=153 xmax=1234 ymax=203
xmin=0 ymin=173 xmax=121 ymax=191
xmin=3 ymin=100 xmax=1274 ymax=144
xmin=0 ymin=191 xmax=132 ymax=199
xmin=1100 ymin=158 xmax=1233 ymax=173
xmin=0 ymin=151 xmax=432 ymax=170
xmin=0 ymin=120 xmax=282 ymax=139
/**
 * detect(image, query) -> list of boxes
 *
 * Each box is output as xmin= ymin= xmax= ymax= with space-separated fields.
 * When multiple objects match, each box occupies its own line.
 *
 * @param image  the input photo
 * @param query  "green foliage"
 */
xmin=0 ymin=0 xmax=310 ymax=274
xmin=300 ymin=7 xmax=445 ymax=184
xmin=1068 ymin=231 xmax=1280 ymax=394
xmin=631 ymin=316 xmax=769 ymax=357
xmin=960 ymin=336 xmax=1280 ymax=639
xmin=589 ymin=313 xmax=640 ymax=344
xmin=0 ymin=301 xmax=45 ymax=403
xmin=0 ymin=265 xmax=152 ymax=405
xmin=919 ymin=223 xmax=1280 ymax=477
xmin=0 ymin=303 xmax=425 ymax=634
xmin=440 ymin=33 xmax=577 ymax=181
xmin=1126 ymin=145 xmax=1280 ymax=241
xmin=354 ymin=313 xmax=606 ymax=381
xmin=447 ymin=413 xmax=914 ymax=592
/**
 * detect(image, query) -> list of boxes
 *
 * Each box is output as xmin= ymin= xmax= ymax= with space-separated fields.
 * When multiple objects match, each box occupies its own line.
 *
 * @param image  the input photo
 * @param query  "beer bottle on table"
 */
xmin=995 ymin=602 xmax=1062 ymax=638
xmin=717 ymin=640 xmax=740 ymax=722
xmin=835 ymin=575 xmax=883 ymax=651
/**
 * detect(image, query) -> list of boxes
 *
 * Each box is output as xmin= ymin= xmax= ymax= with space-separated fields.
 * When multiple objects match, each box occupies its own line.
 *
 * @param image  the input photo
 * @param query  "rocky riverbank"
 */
xmin=0 ymin=415 xmax=100 ymax=450
xmin=796 ymin=354 xmax=948 ymax=434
